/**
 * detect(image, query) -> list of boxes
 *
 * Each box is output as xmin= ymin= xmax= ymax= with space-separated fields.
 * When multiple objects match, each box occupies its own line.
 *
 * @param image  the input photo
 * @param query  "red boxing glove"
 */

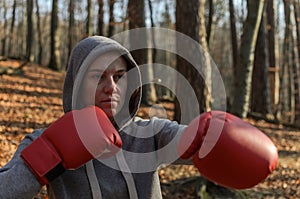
xmin=178 ymin=111 xmax=278 ymax=189
xmin=21 ymin=106 xmax=122 ymax=185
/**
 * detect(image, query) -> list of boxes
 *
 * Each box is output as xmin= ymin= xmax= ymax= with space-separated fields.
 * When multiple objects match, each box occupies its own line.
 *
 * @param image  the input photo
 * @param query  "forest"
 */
xmin=0 ymin=0 xmax=300 ymax=198
xmin=1 ymin=0 xmax=300 ymax=122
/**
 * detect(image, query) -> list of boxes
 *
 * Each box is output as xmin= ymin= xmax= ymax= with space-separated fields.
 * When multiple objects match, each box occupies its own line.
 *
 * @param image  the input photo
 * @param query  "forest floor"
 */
xmin=0 ymin=59 xmax=299 ymax=199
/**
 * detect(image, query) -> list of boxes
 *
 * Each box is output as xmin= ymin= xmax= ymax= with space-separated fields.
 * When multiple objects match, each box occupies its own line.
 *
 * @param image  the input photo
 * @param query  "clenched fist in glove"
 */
xmin=21 ymin=106 xmax=122 ymax=185
xmin=178 ymin=111 xmax=278 ymax=189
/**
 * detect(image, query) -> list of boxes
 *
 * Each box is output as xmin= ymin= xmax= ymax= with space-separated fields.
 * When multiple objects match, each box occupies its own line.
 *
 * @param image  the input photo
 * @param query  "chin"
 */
xmin=102 ymin=109 xmax=116 ymax=119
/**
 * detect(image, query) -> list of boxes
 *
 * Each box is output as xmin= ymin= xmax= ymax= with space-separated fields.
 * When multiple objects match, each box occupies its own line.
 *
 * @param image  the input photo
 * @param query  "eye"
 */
xmin=92 ymin=74 xmax=101 ymax=80
xmin=113 ymin=73 xmax=126 ymax=83
xmin=89 ymin=72 xmax=104 ymax=84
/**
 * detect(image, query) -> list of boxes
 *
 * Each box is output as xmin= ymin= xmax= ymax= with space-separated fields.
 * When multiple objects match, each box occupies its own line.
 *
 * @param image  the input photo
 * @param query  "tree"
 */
xmin=26 ymin=0 xmax=34 ymax=61
xmin=266 ymin=0 xmax=280 ymax=117
xmin=206 ymin=0 xmax=214 ymax=45
xmin=97 ymin=0 xmax=104 ymax=35
xmin=292 ymin=0 xmax=300 ymax=122
xmin=155 ymin=2 xmax=175 ymax=101
xmin=251 ymin=7 xmax=273 ymax=117
xmin=231 ymin=0 xmax=265 ymax=118
xmin=8 ymin=0 xmax=17 ymax=56
xmin=283 ymin=0 xmax=293 ymax=122
xmin=108 ymin=0 xmax=115 ymax=37
xmin=68 ymin=0 xmax=75 ymax=58
xmin=229 ymin=0 xmax=239 ymax=86
xmin=293 ymin=0 xmax=300 ymax=60
xmin=35 ymin=0 xmax=43 ymax=64
xmin=199 ymin=0 xmax=212 ymax=112
xmin=175 ymin=0 xmax=212 ymax=123
xmin=48 ymin=0 xmax=60 ymax=70
xmin=128 ymin=0 xmax=157 ymax=105
xmin=290 ymin=0 xmax=300 ymax=122
xmin=86 ymin=0 xmax=92 ymax=37
xmin=278 ymin=0 xmax=299 ymax=122
xmin=1 ymin=0 xmax=8 ymax=57
xmin=147 ymin=0 xmax=156 ymax=64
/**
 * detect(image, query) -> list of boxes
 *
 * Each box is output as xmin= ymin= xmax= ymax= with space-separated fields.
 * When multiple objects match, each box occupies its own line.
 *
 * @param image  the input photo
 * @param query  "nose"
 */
xmin=102 ymin=76 xmax=117 ymax=94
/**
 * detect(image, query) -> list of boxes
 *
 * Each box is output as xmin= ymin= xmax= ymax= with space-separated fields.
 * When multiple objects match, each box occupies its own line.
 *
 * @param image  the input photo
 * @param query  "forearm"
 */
xmin=0 ymin=131 xmax=43 ymax=199
xmin=0 ymin=161 xmax=42 ymax=199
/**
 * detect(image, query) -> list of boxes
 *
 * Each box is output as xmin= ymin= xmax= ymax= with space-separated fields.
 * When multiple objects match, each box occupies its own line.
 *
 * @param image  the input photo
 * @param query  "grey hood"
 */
xmin=63 ymin=36 xmax=142 ymax=128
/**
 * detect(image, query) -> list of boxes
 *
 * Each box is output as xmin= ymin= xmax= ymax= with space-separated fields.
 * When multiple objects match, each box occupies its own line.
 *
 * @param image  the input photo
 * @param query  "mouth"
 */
xmin=100 ymin=98 xmax=119 ymax=103
xmin=98 ymin=97 xmax=120 ymax=108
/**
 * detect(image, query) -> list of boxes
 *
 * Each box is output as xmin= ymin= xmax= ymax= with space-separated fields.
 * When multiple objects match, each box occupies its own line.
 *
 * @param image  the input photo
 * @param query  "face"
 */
xmin=81 ymin=52 xmax=128 ymax=119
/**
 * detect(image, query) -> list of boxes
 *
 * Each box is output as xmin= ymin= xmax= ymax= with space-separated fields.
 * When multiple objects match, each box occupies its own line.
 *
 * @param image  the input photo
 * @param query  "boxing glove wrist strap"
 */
xmin=45 ymin=163 xmax=66 ymax=182
xmin=21 ymin=137 xmax=65 ymax=185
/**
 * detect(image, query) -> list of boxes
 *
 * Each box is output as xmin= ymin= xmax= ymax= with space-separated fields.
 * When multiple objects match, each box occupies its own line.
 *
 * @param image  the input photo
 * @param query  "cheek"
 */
xmin=118 ymin=81 xmax=127 ymax=99
xmin=81 ymin=80 xmax=98 ymax=104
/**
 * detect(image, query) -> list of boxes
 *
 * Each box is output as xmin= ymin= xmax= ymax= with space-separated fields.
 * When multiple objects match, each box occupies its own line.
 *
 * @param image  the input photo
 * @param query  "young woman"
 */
xmin=0 ymin=36 xmax=278 ymax=199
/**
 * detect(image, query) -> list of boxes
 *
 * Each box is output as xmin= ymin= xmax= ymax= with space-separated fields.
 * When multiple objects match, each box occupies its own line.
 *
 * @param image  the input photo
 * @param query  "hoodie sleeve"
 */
xmin=0 ymin=130 xmax=43 ymax=199
xmin=152 ymin=118 xmax=193 ymax=165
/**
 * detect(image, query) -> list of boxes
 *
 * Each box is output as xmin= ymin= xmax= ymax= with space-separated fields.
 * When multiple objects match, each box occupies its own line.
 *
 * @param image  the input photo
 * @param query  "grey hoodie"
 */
xmin=0 ymin=36 xmax=190 ymax=199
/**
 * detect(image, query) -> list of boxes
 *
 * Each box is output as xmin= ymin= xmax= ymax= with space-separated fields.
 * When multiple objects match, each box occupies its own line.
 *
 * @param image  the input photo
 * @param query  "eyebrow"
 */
xmin=87 ymin=68 xmax=127 ymax=73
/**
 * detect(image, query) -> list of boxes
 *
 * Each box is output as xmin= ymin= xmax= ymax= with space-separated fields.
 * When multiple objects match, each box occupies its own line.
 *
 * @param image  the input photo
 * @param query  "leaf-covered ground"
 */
xmin=0 ymin=60 xmax=299 ymax=198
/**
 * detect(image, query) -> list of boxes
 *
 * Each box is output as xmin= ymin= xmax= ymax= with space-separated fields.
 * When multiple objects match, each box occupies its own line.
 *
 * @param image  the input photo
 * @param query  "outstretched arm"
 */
xmin=0 ymin=130 xmax=43 ymax=199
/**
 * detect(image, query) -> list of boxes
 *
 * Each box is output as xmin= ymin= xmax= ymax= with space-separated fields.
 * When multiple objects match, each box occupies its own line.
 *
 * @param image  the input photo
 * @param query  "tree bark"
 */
xmin=26 ymin=0 xmax=34 ymax=61
xmin=86 ymin=0 xmax=92 ymax=37
xmin=251 ymin=8 xmax=273 ymax=117
xmin=1 ymin=0 xmax=8 ymax=57
xmin=128 ymin=0 xmax=157 ymax=105
xmin=291 ymin=0 xmax=300 ymax=122
xmin=206 ymin=0 xmax=214 ymax=46
xmin=293 ymin=0 xmax=300 ymax=60
xmin=108 ymin=0 xmax=115 ymax=37
xmin=68 ymin=0 xmax=75 ymax=58
xmin=35 ymin=0 xmax=43 ymax=64
xmin=199 ymin=0 xmax=212 ymax=112
xmin=8 ymin=0 xmax=17 ymax=56
xmin=279 ymin=0 xmax=293 ymax=122
xmin=98 ymin=0 xmax=104 ymax=35
xmin=48 ymin=0 xmax=60 ymax=70
xmin=175 ymin=0 xmax=211 ymax=123
xmin=231 ymin=0 xmax=265 ymax=118
xmin=229 ymin=0 xmax=239 ymax=86
xmin=267 ymin=0 xmax=280 ymax=117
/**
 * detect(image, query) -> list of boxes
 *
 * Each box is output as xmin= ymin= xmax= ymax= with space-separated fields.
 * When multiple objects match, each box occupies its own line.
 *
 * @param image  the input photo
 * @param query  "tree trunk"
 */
xmin=8 ymin=0 xmax=17 ymax=56
xmin=231 ymin=0 xmax=265 ymax=118
xmin=128 ymin=0 xmax=157 ymax=105
xmin=86 ymin=0 xmax=92 ymax=37
xmin=1 ymin=0 xmax=8 ymax=57
xmin=26 ymin=0 xmax=34 ymax=61
xmin=156 ymin=2 xmax=174 ymax=101
xmin=199 ymin=0 xmax=212 ymax=112
xmin=280 ymin=0 xmax=293 ymax=122
xmin=251 ymin=8 xmax=273 ymax=117
xmin=98 ymin=0 xmax=104 ymax=35
xmin=17 ymin=1 xmax=26 ymax=58
xmin=147 ymin=0 xmax=157 ymax=64
xmin=206 ymin=0 xmax=214 ymax=46
xmin=291 ymin=1 xmax=300 ymax=122
xmin=175 ymin=0 xmax=211 ymax=123
xmin=35 ymin=0 xmax=43 ymax=65
xmin=292 ymin=34 xmax=300 ymax=122
xmin=293 ymin=0 xmax=300 ymax=60
xmin=48 ymin=0 xmax=60 ymax=70
xmin=108 ymin=0 xmax=115 ymax=37
xmin=68 ymin=0 xmax=75 ymax=58
xmin=267 ymin=0 xmax=280 ymax=117
xmin=229 ymin=0 xmax=239 ymax=90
